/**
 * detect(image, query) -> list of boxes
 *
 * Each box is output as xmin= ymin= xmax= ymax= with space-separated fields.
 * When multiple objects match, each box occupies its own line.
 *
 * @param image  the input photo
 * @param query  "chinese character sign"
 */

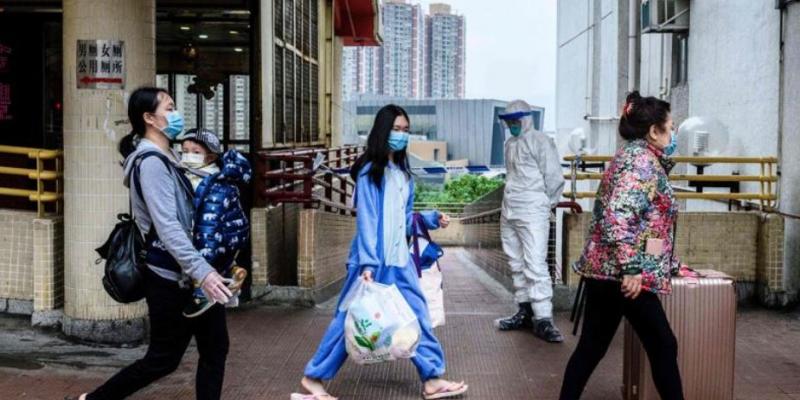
xmin=76 ymin=40 xmax=125 ymax=89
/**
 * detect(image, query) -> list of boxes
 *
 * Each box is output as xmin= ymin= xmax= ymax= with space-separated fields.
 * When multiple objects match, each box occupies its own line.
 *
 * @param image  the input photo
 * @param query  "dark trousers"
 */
xmin=88 ymin=269 xmax=229 ymax=400
xmin=560 ymin=279 xmax=684 ymax=400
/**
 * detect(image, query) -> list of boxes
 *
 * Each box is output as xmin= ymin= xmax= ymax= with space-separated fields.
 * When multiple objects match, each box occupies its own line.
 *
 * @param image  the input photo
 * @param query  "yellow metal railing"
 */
xmin=0 ymin=145 xmax=63 ymax=217
xmin=562 ymin=155 xmax=778 ymax=207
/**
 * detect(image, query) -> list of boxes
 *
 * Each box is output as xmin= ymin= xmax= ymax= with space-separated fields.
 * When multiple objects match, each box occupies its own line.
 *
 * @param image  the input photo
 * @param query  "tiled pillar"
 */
xmin=32 ymin=217 xmax=65 ymax=328
xmin=61 ymin=0 xmax=155 ymax=343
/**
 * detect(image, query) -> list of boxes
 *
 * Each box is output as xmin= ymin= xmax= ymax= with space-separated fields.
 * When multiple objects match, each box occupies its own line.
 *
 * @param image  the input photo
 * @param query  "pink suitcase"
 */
xmin=623 ymin=270 xmax=736 ymax=400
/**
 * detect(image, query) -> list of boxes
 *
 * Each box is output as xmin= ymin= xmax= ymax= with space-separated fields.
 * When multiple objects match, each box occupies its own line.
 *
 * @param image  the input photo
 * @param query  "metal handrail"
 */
xmin=563 ymin=154 xmax=778 ymax=208
xmin=255 ymin=145 xmax=365 ymax=214
xmin=413 ymin=202 xmax=467 ymax=217
xmin=563 ymin=155 xmax=779 ymax=163
xmin=0 ymin=145 xmax=63 ymax=217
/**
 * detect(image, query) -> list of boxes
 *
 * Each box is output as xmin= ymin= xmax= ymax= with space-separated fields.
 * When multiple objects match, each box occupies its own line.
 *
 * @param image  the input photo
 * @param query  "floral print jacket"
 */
xmin=573 ymin=139 xmax=679 ymax=294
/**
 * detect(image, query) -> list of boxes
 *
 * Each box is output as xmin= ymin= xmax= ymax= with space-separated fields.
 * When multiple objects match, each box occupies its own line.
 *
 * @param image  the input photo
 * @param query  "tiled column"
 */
xmin=62 ymin=0 xmax=155 ymax=343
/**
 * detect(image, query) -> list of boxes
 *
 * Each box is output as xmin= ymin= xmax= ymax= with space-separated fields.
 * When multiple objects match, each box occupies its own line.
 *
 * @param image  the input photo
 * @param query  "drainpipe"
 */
xmin=776 ymin=3 xmax=785 ymax=209
xmin=628 ymin=0 xmax=641 ymax=92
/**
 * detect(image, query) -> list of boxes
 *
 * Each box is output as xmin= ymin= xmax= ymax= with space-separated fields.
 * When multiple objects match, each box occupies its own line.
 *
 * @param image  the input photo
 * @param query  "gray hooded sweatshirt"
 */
xmin=122 ymin=138 xmax=215 ymax=283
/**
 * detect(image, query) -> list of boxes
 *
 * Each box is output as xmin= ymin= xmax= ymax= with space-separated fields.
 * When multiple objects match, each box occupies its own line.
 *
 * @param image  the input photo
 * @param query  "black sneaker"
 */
xmin=183 ymin=287 xmax=215 ymax=318
xmin=533 ymin=318 xmax=564 ymax=343
xmin=494 ymin=303 xmax=534 ymax=331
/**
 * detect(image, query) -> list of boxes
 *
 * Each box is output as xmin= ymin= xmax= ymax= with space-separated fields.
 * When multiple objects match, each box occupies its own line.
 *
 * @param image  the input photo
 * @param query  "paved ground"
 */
xmin=1 ymin=248 xmax=800 ymax=399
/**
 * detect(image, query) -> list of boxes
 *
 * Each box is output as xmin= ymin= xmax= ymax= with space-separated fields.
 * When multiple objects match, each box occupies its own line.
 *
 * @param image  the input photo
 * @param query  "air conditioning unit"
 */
xmin=641 ymin=0 xmax=689 ymax=34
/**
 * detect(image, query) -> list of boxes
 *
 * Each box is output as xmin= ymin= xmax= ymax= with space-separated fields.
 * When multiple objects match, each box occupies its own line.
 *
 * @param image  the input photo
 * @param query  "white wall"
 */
xmin=639 ymin=34 xmax=668 ymax=98
xmin=556 ymin=0 xmax=591 ymax=158
xmin=687 ymin=0 xmax=781 ymax=196
xmin=556 ymin=0 xmax=626 ymax=159
xmin=780 ymin=2 xmax=800 ymax=296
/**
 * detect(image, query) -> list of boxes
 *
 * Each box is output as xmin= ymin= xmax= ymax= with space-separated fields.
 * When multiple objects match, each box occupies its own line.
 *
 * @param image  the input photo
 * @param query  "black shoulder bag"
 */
xmin=95 ymin=151 xmax=172 ymax=303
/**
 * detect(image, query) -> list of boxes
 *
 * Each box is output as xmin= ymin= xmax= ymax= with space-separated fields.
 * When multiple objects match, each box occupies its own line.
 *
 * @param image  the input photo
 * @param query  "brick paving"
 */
xmin=0 ymin=248 xmax=799 ymax=399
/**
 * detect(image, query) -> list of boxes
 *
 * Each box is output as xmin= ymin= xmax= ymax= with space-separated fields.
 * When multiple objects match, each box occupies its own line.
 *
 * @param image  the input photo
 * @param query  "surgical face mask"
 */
xmin=157 ymin=110 xmax=185 ymax=139
xmin=509 ymin=125 xmax=523 ymax=137
xmin=388 ymin=130 xmax=409 ymax=151
xmin=181 ymin=152 xmax=206 ymax=168
xmin=663 ymin=130 xmax=677 ymax=156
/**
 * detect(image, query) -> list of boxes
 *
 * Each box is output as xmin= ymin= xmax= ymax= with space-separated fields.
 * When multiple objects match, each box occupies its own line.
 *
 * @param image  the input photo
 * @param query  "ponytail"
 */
xmin=121 ymin=86 xmax=169 ymax=158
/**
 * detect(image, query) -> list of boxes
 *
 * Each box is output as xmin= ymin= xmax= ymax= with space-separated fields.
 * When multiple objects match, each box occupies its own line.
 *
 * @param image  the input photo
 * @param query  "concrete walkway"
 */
xmin=0 ymin=248 xmax=799 ymax=399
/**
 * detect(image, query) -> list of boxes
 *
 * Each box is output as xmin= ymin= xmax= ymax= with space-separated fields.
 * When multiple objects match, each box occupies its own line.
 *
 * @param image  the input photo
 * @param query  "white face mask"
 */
xmin=181 ymin=153 xmax=206 ymax=168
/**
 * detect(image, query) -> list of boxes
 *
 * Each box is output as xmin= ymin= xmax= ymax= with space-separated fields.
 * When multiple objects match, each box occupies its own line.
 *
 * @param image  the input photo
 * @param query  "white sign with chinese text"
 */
xmin=76 ymin=40 xmax=125 ymax=89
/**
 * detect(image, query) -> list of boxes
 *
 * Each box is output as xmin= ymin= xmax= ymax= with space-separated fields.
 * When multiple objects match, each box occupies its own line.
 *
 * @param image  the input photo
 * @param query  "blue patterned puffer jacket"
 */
xmin=193 ymin=149 xmax=252 ymax=273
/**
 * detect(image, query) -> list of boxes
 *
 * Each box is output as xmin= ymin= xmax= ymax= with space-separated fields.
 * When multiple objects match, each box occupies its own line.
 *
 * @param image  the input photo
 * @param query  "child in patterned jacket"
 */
xmin=179 ymin=129 xmax=252 ymax=318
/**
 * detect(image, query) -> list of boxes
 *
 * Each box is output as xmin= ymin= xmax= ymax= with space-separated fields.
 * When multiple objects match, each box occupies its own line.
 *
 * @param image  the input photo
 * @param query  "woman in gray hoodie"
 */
xmin=72 ymin=87 xmax=233 ymax=400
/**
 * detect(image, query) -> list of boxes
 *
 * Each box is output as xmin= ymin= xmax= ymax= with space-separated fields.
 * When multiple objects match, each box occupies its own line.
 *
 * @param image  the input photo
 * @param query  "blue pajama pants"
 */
xmin=303 ymin=261 xmax=445 ymax=382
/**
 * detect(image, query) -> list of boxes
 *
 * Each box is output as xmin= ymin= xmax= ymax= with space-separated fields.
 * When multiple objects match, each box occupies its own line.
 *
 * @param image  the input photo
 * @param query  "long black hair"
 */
xmin=619 ymin=91 xmax=671 ymax=141
xmin=118 ymin=87 xmax=170 ymax=158
xmin=350 ymin=104 xmax=412 ymax=186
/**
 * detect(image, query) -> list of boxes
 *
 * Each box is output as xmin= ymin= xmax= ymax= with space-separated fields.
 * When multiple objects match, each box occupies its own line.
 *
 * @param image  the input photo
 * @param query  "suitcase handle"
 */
xmin=683 ymin=277 xmax=700 ymax=285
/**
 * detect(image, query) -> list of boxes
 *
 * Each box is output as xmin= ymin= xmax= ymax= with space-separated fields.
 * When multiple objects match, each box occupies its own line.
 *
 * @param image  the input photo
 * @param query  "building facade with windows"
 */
xmin=556 ymin=0 xmax=800 ymax=305
xmin=342 ymin=98 xmax=544 ymax=166
xmin=425 ymin=3 xmax=466 ymax=99
xmin=0 ymin=0 xmax=379 ymax=342
xmin=343 ymin=0 xmax=425 ymax=100
xmin=343 ymin=1 xmax=465 ymax=100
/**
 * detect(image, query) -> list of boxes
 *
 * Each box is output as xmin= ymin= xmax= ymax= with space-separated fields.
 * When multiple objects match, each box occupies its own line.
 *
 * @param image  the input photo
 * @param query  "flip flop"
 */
xmin=423 ymin=382 xmax=468 ymax=399
xmin=290 ymin=393 xmax=337 ymax=400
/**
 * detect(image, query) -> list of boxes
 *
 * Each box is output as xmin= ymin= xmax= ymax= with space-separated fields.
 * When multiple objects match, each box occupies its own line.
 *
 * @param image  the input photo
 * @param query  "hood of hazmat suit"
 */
xmin=498 ymin=99 xmax=565 ymax=219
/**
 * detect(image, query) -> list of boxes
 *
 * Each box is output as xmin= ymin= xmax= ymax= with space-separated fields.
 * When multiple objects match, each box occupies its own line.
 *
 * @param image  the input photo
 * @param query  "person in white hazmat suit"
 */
xmin=494 ymin=99 xmax=566 ymax=343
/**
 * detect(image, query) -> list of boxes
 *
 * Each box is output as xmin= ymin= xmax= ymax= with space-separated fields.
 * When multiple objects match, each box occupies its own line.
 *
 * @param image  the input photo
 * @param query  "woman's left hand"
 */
xmin=438 ymin=213 xmax=450 ymax=229
xmin=621 ymin=274 xmax=643 ymax=300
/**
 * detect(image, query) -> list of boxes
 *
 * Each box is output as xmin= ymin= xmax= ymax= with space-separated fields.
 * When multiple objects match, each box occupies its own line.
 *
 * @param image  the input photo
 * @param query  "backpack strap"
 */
xmin=130 ymin=150 xmax=193 ymax=241
xmin=131 ymin=151 xmax=172 ymax=208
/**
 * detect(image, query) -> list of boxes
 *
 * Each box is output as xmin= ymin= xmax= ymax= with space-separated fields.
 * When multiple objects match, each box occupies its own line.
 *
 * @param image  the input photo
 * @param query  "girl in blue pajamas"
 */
xmin=295 ymin=105 xmax=468 ymax=400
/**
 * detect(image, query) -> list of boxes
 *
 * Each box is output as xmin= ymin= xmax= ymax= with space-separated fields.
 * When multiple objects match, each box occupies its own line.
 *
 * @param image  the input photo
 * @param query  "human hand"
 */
xmin=201 ymin=271 xmax=232 ymax=303
xmin=621 ymin=274 xmax=643 ymax=300
xmin=439 ymin=213 xmax=450 ymax=229
xmin=361 ymin=269 xmax=373 ymax=282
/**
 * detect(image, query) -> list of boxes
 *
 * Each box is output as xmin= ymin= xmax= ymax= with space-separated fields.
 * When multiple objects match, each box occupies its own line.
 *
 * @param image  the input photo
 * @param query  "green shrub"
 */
xmin=415 ymin=174 xmax=503 ymax=204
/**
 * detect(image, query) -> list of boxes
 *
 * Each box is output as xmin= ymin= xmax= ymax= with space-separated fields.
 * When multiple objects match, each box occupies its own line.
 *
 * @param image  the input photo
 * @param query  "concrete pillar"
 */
xmin=62 ymin=0 xmax=155 ymax=343
xmin=330 ymin=37 xmax=344 ymax=148
xmin=779 ymin=2 xmax=800 ymax=304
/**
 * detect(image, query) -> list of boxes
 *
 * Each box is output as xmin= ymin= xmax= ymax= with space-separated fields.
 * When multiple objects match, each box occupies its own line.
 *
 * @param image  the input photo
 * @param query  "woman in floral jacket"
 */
xmin=559 ymin=92 xmax=684 ymax=400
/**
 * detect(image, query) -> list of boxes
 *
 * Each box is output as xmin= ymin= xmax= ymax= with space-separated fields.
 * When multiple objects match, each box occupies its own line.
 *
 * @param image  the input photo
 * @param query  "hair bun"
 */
xmin=625 ymin=91 xmax=642 ymax=104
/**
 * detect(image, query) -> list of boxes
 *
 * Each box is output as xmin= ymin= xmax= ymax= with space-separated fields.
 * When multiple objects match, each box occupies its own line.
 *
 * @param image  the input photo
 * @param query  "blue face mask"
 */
xmin=509 ymin=125 xmax=523 ymax=137
xmin=158 ymin=110 xmax=185 ymax=140
xmin=664 ymin=130 xmax=677 ymax=156
xmin=388 ymin=130 xmax=409 ymax=151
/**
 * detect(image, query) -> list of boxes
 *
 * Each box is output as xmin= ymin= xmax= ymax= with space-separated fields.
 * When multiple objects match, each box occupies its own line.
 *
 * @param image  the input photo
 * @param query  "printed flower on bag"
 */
xmin=354 ymin=318 xmax=377 ymax=351
xmin=355 ymin=334 xmax=375 ymax=351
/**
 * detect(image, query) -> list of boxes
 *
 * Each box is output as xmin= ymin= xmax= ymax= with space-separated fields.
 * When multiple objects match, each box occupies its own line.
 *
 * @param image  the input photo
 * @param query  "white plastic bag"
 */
xmin=420 ymin=262 xmax=445 ymax=328
xmin=340 ymin=279 xmax=421 ymax=365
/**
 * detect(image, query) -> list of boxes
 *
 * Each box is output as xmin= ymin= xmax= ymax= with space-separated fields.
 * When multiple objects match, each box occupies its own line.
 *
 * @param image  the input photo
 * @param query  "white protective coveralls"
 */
xmin=499 ymin=100 xmax=565 ymax=319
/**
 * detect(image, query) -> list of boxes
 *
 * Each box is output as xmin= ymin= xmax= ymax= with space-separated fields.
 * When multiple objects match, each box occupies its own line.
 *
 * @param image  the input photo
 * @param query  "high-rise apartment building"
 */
xmin=343 ymin=0 xmax=424 ymax=99
xmin=343 ymin=1 xmax=464 ymax=100
xmin=425 ymin=3 xmax=465 ymax=99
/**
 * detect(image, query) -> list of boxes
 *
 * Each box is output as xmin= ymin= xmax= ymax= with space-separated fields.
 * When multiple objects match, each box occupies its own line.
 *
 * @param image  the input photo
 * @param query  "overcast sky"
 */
xmin=419 ymin=0 xmax=558 ymax=130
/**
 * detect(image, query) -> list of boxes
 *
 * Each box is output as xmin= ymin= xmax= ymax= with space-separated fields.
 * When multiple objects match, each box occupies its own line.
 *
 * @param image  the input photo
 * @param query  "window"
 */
xmin=433 ymin=148 xmax=440 ymax=161
xmin=174 ymin=74 xmax=198 ymax=129
xmin=671 ymin=33 xmax=688 ymax=87
xmin=274 ymin=0 xmax=320 ymax=145
xmin=156 ymin=74 xmax=251 ymax=152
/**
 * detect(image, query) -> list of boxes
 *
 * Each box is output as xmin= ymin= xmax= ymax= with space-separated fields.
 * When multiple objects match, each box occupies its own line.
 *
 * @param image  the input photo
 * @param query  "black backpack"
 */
xmin=95 ymin=151 xmax=172 ymax=303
